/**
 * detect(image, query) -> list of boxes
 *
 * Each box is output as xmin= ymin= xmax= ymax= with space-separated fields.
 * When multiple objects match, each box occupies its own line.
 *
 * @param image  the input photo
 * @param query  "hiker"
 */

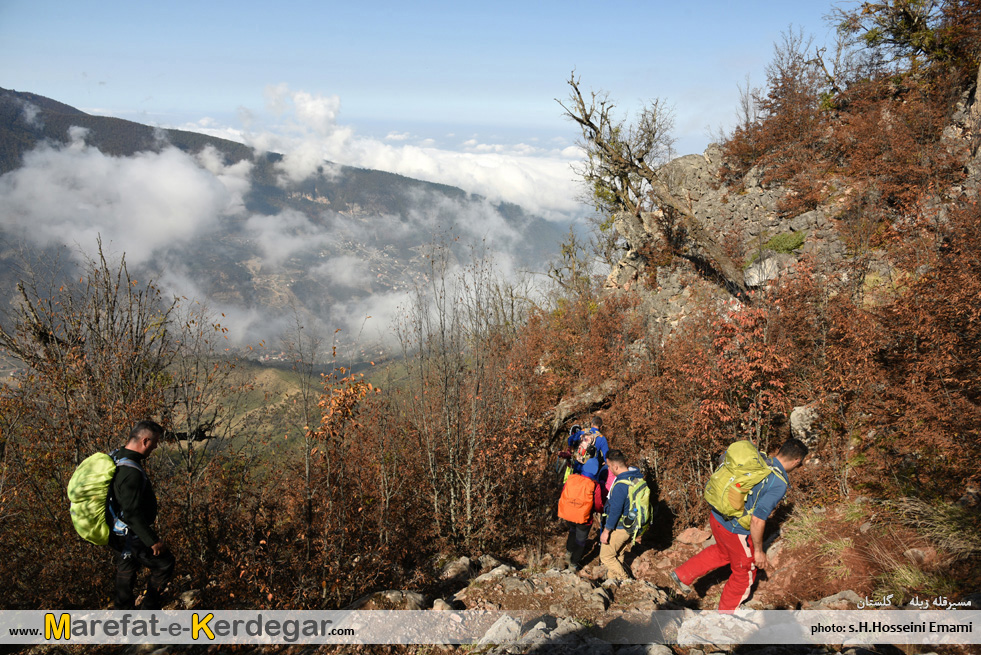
xmin=599 ymin=449 xmax=647 ymax=581
xmin=559 ymin=454 xmax=603 ymax=571
xmin=568 ymin=415 xmax=609 ymax=473
xmin=670 ymin=438 xmax=809 ymax=612
xmin=557 ymin=415 xmax=611 ymax=488
xmin=108 ymin=420 xmax=175 ymax=610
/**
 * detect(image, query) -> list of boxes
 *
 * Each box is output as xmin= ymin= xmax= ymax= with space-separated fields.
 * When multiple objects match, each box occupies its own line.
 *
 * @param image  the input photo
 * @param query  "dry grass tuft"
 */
xmin=882 ymin=498 xmax=981 ymax=560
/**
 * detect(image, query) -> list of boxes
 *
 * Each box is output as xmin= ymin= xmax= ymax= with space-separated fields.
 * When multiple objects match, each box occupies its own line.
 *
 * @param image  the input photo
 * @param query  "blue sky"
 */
xmin=0 ymin=0 xmax=841 ymax=218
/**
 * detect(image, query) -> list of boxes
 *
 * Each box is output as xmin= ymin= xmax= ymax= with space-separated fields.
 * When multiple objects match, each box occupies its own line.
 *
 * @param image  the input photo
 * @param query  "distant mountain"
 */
xmin=0 ymin=87 xmax=570 ymax=353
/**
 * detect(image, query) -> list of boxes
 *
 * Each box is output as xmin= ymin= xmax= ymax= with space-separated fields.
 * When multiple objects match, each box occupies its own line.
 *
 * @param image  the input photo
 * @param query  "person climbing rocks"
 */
xmin=670 ymin=438 xmax=808 ymax=612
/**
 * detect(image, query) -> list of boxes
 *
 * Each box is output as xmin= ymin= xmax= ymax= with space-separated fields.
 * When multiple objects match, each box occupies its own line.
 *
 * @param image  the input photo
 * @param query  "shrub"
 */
xmin=765 ymin=230 xmax=806 ymax=253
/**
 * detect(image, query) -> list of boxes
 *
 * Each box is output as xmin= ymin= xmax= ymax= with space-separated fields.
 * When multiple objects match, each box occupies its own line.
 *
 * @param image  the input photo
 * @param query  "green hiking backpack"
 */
xmin=703 ymin=440 xmax=787 ymax=530
xmin=67 ymin=451 xmax=143 ymax=545
xmin=612 ymin=476 xmax=652 ymax=544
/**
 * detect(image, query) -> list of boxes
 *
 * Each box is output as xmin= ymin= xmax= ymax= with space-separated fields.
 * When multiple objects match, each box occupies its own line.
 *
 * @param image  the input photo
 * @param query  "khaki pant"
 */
xmin=599 ymin=528 xmax=633 ymax=580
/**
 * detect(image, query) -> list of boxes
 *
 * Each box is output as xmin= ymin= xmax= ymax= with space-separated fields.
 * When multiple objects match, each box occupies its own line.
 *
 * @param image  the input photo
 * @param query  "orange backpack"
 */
xmin=558 ymin=473 xmax=597 ymax=524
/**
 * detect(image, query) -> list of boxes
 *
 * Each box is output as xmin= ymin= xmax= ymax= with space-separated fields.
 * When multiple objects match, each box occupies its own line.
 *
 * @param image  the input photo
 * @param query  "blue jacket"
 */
xmin=711 ymin=456 xmax=789 ymax=536
xmin=578 ymin=456 xmax=601 ymax=482
xmin=568 ymin=427 xmax=609 ymax=474
xmin=603 ymin=466 xmax=642 ymax=531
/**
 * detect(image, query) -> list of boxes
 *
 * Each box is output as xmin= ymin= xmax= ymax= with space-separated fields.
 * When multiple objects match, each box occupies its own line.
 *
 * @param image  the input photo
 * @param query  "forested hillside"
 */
xmin=1 ymin=0 xmax=979 ymax=618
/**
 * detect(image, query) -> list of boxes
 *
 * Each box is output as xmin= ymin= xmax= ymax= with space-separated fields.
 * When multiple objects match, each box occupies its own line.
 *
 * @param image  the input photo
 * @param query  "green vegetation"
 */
xmin=781 ymin=507 xmax=826 ymax=549
xmin=884 ymin=498 xmax=981 ymax=560
xmin=765 ymin=230 xmax=806 ymax=253
xmin=819 ymin=536 xmax=855 ymax=581
xmin=873 ymin=565 xmax=956 ymax=606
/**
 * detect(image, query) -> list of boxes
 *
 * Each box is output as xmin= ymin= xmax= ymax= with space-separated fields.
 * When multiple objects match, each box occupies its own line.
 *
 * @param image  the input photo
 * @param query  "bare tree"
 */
xmin=0 ymin=240 xmax=176 ymax=462
xmin=559 ymin=74 xmax=747 ymax=293
xmin=163 ymin=300 xmax=260 ymax=557
xmin=279 ymin=306 xmax=326 ymax=562
xmin=394 ymin=241 xmax=531 ymax=544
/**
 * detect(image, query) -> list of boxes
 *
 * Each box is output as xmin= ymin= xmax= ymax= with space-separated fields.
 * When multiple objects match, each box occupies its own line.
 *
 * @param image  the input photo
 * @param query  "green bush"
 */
xmin=765 ymin=230 xmax=806 ymax=253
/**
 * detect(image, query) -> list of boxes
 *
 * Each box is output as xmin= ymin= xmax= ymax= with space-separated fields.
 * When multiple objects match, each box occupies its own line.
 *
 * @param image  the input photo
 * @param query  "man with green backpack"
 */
xmin=670 ymin=438 xmax=808 ymax=612
xmin=599 ymin=450 xmax=651 ymax=582
xmin=69 ymin=420 xmax=175 ymax=610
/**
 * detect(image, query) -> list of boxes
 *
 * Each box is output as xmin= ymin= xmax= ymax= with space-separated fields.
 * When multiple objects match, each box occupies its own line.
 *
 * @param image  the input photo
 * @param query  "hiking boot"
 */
xmin=669 ymin=570 xmax=693 ymax=595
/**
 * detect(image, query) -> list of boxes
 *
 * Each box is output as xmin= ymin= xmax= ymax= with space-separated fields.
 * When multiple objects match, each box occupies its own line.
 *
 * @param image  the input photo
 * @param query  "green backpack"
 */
xmin=703 ymin=440 xmax=787 ymax=530
xmin=612 ymin=476 xmax=652 ymax=544
xmin=67 ymin=451 xmax=143 ymax=545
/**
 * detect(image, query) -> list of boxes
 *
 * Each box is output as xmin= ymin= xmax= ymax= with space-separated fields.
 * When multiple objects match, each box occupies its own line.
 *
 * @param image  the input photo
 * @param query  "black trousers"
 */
xmin=108 ymin=533 xmax=176 ymax=610
xmin=565 ymin=521 xmax=591 ymax=569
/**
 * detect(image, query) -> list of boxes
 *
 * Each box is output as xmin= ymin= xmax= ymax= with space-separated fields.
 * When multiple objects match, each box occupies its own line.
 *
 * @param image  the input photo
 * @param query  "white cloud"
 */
xmin=20 ymin=100 xmax=42 ymax=128
xmin=331 ymin=288 xmax=413 ymax=350
xmin=338 ymin=138 xmax=583 ymax=220
xmin=0 ymin=130 xmax=250 ymax=265
xmin=193 ymin=85 xmax=588 ymax=220
xmin=244 ymin=209 xmax=334 ymax=266
xmin=311 ymin=255 xmax=368 ymax=290
xmin=0 ymin=103 xmax=572 ymax=354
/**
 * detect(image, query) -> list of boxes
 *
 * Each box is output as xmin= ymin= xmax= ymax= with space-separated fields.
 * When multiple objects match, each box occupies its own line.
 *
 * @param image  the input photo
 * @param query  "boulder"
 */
xmin=805 ymin=589 xmax=864 ymax=610
xmin=473 ymin=564 xmax=517 ymax=583
xmin=477 ymin=614 xmax=523 ymax=645
xmin=344 ymin=590 xmax=427 ymax=610
xmin=479 ymin=554 xmax=502 ymax=570
xmin=790 ymin=404 xmax=820 ymax=445
xmin=677 ymin=611 xmax=758 ymax=646
xmin=501 ymin=577 xmax=534 ymax=594
xmin=677 ymin=527 xmax=712 ymax=544
xmin=441 ymin=556 xmax=478 ymax=582
xmin=617 ymin=646 xmax=673 ymax=655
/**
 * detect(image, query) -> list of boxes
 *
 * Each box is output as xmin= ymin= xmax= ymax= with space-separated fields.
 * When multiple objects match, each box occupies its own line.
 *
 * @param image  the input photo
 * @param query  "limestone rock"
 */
xmin=479 ymin=554 xmax=503 ymax=570
xmin=805 ymin=589 xmax=863 ymax=610
xmin=441 ymin=556 xmax=478 ymax=582
xmin=477 ymin=614 xmax=523 ymax=645
xmin=501 ymin=576 xmax=534 ymax=594
xmin=790 ymin=404 xmax=820 ymax=445
xmin=677 ymin=527 xmax=712 ymax=544
xmin=473 ymin=564 xmax=517 ymax=583
xmin=677 ymin=612 xmax=758 ymax=646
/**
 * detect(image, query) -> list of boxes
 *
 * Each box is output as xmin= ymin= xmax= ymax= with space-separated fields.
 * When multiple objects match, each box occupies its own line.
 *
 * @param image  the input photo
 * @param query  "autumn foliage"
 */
xmin=2 ymin=0 xmax=981 ymax=612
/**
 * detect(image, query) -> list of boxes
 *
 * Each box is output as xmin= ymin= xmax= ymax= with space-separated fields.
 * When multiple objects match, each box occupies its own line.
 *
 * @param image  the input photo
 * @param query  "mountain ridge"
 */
xmin=0 ymin=87 xmax=570 ymax=351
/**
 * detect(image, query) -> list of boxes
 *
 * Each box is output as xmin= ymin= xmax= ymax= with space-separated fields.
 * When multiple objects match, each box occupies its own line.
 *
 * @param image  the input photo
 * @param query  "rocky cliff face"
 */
xmin=605 ymin=62 xmax=981 ymax=348
xmin=605 ymin=144 xmax=847 ymax=341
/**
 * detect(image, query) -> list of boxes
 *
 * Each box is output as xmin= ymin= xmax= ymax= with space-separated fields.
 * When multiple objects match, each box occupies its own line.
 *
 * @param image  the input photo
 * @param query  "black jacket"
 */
xmin=112 ymin=447 xmax=159 ymax=547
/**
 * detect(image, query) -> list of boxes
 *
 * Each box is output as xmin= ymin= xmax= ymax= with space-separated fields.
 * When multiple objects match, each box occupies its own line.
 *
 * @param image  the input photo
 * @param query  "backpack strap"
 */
xmin=107 ymin=451 xmax=147 ymax=533
xmin=114 ymin=458 xmax=145 ymax=474
xmin=742 ymin=460 xmax=789 ymax=523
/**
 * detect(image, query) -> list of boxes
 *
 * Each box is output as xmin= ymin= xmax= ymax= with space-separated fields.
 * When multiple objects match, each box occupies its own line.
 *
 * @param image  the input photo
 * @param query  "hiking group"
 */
xmin=66 ymin=416 xmax=806 ymax=613
xmin=556 ymin=415 xmax=809 ymax=611
xmin=557 ymin=416 xmax=651 ymax=582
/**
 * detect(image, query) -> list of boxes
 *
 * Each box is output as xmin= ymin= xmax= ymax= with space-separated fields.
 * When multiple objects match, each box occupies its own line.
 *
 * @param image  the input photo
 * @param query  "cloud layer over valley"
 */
xmin=183 ymin=84 xmax=586 ymax=222
xmin=0 ymin=95 xmax=573 ymax=356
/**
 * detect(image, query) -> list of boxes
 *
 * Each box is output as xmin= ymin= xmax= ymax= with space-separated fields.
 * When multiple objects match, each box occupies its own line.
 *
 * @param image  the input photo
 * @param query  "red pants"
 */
xmin=674 ymin=513 xmax=755 ymax=612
